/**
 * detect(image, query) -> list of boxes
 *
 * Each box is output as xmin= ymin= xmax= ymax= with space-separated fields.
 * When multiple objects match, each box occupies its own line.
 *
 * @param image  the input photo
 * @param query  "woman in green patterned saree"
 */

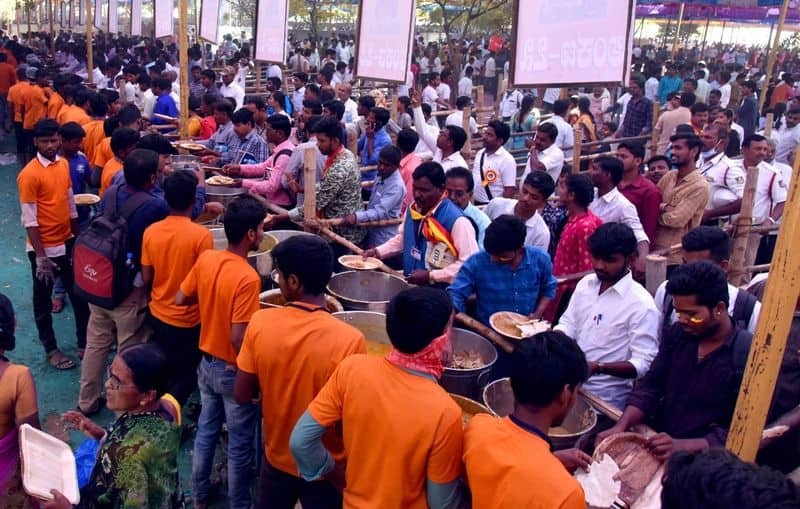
xmin=42 ymin=343 xmax=181 ymax=509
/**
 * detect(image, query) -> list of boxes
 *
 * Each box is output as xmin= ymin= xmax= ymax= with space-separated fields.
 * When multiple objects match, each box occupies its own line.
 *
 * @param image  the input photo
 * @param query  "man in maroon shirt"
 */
xmin=617 ymin=142 xmax=661 ymax=245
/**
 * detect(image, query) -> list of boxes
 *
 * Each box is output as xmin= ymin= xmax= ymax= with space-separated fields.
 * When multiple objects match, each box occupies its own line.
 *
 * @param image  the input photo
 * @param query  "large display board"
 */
xmin=254 ymin=0 xmax=289 ymax=64
xmin=510 ymin=0 xmax=635 ymax=87
xmin=354 ymin=0 xmax=415 ymax=84
xmin=199 ymin=0 xmax=221 ymax=43
xmin=155 ymin=0 xmax=173 ymax=38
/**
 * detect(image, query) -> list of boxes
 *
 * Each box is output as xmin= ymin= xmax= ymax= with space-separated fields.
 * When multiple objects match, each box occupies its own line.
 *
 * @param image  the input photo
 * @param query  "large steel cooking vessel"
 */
xmin=440 ymin=328 xmax=498 ymax=401
xmin=332 ymin=311 xmax=391 ymax=356
xmin=209 ymin=230 xmax=277 ymax=277
xmin=267 ymin=230 xmax=315 ymax=243
xmin=205 ymin=184 xmax=247 ymax=208
xmin=170 ymin=155 xmax=201 ymax=173
xmin=327 ymin=271 xmax=408 ymax=312
xmin=259 ymin=289 xmax=343 ymax=313
xmin=483 ymin=378 xmax=597 ymax=450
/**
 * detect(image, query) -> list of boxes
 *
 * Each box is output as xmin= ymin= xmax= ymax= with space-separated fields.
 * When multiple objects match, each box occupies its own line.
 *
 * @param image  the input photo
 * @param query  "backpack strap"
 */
xmin=732 ymin=289 xmax=759 ymax=331
xmin=108 ymin=185 xmax=156 ymax=220
xmin=730 ymin=328 xmax=754 ymax=378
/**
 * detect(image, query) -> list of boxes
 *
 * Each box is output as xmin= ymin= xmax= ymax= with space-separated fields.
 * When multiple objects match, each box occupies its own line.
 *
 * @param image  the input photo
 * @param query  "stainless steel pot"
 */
xmin=440 ymin=328 xmax=498 ymax=401
xmin=332 ymin=311 xmax=391 ymax=356
xmin=205 ymin=184 xmax=247 ymax=208
xmin=327 ymin=271 xmax=408 ymax=312
xmin=268 ymin=230 xmax=315 ymax=243
xmin=259 ymin=290 xmax=344 ymax=313
xmin=170 ymin=155 xmax=201 ymax=173
xmin=210 ymin=231 xmax=278 ymax=277
xmin=483 ymin=378 xmax=598 ymax=450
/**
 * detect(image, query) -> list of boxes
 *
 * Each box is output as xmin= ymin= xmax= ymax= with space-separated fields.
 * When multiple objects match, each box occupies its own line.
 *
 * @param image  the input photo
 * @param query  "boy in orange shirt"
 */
xmin=81 ymin=92 xmax=108 ymax=166
xmin=99 ymin=127 xmax=139 ymax=196
xmin=235 ymin=235 xmax=366 ymax=508
xmin=291 ymin=287 xmax=465 ymax=509
xmin=23 ymin=69 xmax=50 ymax=153
xmin=0 ymin=52 xmax=17 ymax=131
xmin=56 ymin=84 xmax=91 ymax=126
xmin=176 ymin=195 xmax=265 ymax=509
xmin=7 ymin=64 xmax=30 ymax=162
xmin=16 ymin=119 xmax=90 ymax=371
xmin=47 ymin=74 xmax=66 ymax=120
xmin=463 ymin=331 xmax=590 ymax=509
xmin=142 ymin=170 xmax=213 ymax=404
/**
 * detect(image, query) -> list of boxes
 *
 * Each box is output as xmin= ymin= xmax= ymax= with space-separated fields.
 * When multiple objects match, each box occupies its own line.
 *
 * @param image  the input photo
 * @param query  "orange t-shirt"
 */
xmin=142 ymin=216 xmax=214 ymax=327
xmin=7 ymin=81 xmax=30 ymax=122
xmin=99 ymin=158 xmax=124 ymax=197
xmin=93 ymin=137 xmax=113 ymax=169
xmin=0 ymin=364 xmax=38 ymax=438
xmin=463 ymin=415 xmax=586 ymax=509
xmin=0 ymin=62 xmax=17 ymax=93
xmin=23 ymin=85 xmax=47 ymax=130
xmin=56 ymin=104 xmax=91 ymax=126
xmin=17 ymin=156 xmax=73 ymax=248
xmin=48 ymin=91 xmax=64 ymax=120
xmin=179 ymin=249 xmax=261 ymax=364
xmin=308 ymin=355 xmax=463 ymax=509
xmin=237 ymin=303 xmax=366 ymax=476
xmin=81 ymin=119 xmax=105 ymax=165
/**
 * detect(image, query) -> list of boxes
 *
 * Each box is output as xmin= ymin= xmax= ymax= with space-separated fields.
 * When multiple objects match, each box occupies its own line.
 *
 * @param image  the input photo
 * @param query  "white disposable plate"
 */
xmin=19 ymin=423 xmax=80 ymax=504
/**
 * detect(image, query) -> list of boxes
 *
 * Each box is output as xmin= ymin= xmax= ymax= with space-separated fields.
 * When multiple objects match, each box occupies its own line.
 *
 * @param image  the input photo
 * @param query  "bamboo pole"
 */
xmin=317 ymin=227 xmax=402 ymax=277
xmin=462 ymin=105 xmax=472 ymax=158
xmin=49 ymin=0 xmax=55 ymax=55
xmin=760 ymin=0 xmax=790 ymax=114
xmin=303 ymin=148 xmax=317 ymax=233
xmin=672 ymin=2 xmax=685 ymax=61
xmin=701 ymin=16 xmax=710 ymax=55
xmin=728 ymin=166 xmax=759 ymax=286
xmin=727 ymin=151 xmax=800 ymax=461
xmin=765 ymin=112 xmax=774 ymax=138
xmin=650 ymin=101 xmax=660 ymax=154
xmin=178 ymin=0 xmax=189 ymax=139
xmin=255 ymin=62 xmax=261 ymax=91
xmin=476 ymin=85 xmax=484 ymax=124
xmin=85 ymin=0 xmax=92 ymax=86
xmin=390 ymin=86 xmax=398 ymax=123
xmin=645 ymin=254 xmax=667 ymax=296
xmin=571 ymin=126 xmax=582 ymax=173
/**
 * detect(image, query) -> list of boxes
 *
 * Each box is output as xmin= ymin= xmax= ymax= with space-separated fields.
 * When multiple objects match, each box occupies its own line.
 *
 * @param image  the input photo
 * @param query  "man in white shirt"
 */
xmin=719 ymin=71 xmax=732 ymax=108
xmin=698 ymin=124 xmax=745 ymax=223
xmin=234 ymin=57 xmax=253 ymax=88
xmin=458 ymin=67 xmax=474 ymax=98
xmin=422 ymin=73 xmax=442 ymax=111
xmin=445 ymin=96 xmax=478 ymax=135
xmin=499 ymin=88 xmax=523 ymax=121
xmin=774 ymin=107 xmax=800 ymax=164
xmin=484 ymin=53 xmax=497 ymax=95
xmin=541 ymin=99 xmax=575 ymax=158
xmin=654 ymin=226 xmax=761 ymax=336
xmin=555 ymin=222 xmax=660 ymax=410
xmin=542 ymin=87 xmax=561 ymax=111
xmin=520 ymin=122 xmax=564 ymax=186
xmin=645 ymin=72 xmax=660 ymax=103
xmin=484 ymin=170 xmax=554 ymax=252
xmin=471 ymin=120 xmax=517 ymax=204
xmin=268 ymin=64 xmax=282 ymax=81
xmin=695 ymin=70 xmax=711 ymax=103
xmin=336 ymin=83 xmax=359 ymax=124
xmin=588 ymin=157 xmax=651 ymax=275
xmin=219 ymin=66 xmax=245 ymax=110
xmin=436 ymin=70 xmax=452 ymax=109
xmin=411 ymin=91 xmax=468 ymax=172
xmin=291 ymin=72 xmax=308 ymax=117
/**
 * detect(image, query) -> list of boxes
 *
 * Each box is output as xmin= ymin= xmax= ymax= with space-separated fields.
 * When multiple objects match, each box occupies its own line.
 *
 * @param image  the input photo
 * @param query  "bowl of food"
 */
xmin=73 ymin=193 xmax=100 ymax=206
xmin=332 ymin=311 xmax=392 ymax=357
xmin=338 ymin=255 xmax=382 ymax=271
xmin=176 ymin=142 xmax=207 ymax=153
xmin=489 ymin=311 xmax=551 ymax=340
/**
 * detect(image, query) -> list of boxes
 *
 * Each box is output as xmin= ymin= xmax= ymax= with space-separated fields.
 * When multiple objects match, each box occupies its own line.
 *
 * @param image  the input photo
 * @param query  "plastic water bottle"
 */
xmin=125 ymin=252 xmax=135 ymax=271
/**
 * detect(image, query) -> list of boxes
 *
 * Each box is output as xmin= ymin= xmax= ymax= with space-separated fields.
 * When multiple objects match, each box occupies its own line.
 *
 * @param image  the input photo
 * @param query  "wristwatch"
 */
xmin=428 ymin=271 xmax=436 ymax=285
xmin=596 ymin=362 xmax=606 ymax=374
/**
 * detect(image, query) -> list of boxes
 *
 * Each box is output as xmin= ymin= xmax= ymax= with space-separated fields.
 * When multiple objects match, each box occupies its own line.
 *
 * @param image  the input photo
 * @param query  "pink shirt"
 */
xmin=398 ymin=152 xmax=423 ymax=212
xmin=241 ymin=139 xmax=296 ymax=206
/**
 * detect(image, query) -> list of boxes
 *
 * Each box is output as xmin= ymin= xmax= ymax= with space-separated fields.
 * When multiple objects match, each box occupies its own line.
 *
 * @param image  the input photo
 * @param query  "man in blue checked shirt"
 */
xmin=221 ymin=108 xmax=269 ymax=166
xmin=448 ymin=215 xmax=557 ymax=379
xmin=335 ymin=145 xmax=406 ymax=248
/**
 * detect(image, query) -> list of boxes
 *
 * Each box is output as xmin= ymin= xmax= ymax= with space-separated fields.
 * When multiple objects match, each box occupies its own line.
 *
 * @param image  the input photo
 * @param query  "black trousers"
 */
xmin=148 ymin=314 xmax=202 ymax=405
xmin=256 ymin=459 xmax=342 ymax=509
xmin=27 ymin=244 xmax=89 ymax=354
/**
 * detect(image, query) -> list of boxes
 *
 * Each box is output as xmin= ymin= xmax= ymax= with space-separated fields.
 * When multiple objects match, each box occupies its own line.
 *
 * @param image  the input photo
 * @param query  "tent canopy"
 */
xmin=637 ymin=1 xmax=800 ymax=24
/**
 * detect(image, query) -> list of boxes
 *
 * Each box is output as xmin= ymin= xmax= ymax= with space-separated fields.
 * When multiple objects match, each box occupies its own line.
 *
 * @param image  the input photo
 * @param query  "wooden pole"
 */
xmin=672 ymin=2 xmax=685 ymax=61
xmin=476 ymin=85 xmax=484 ymax=124
xmin=650 ymin=101 xmax=660 ymax=154
xmin=571 ymin=126 xmax=582 ymax=173
xmin=645 ymin=254 xmax=667 ymax=296
xmin=701 ymin=16 xmax=710 ymax=55
xmin=178 ymin=0 xmax=189 ymax=138
xmin=390 ymin=86 xmax=398 ymax=122
xmin=726 ymin=152 xmax=800 ymax=461
xmin=49 ymin=0 xmax=55 ymax=55
xmin=15 ymin=5 xmax=20 ymax=39
xmin=255 ymin=62 xmax=261 ymax=91
xmin=760 ymin=0 xmax=790 ymax=114
xmin=765 ymin=112 xmax=774 ymax=138
xmin=85 ymin=0 xmax=92 ymax=86
xmin=728 ymin=166 xmax=759 ymax=287
xmin=462 ymin=105 xmax=472 ymax=158
xmin=303 ymin=148 xmax=317 ymax=233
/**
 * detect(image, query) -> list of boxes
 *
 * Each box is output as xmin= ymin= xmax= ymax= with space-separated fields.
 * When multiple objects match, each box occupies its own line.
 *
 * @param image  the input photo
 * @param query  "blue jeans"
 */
xmin=192 ymin=356 xmax=259 ymax=509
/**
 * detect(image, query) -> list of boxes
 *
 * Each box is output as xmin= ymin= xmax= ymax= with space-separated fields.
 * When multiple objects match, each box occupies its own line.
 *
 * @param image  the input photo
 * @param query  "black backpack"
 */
xmin=73 ymin=185 xmax=154 ymax=309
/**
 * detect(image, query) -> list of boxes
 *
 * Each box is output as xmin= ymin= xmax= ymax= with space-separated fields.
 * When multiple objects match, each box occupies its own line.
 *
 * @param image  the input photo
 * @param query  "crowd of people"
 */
xmin=0 ymin=25 xmax=799 ymax=509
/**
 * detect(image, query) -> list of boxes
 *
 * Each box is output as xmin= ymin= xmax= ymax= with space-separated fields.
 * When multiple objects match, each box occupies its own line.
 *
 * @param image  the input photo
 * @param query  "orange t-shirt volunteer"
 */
xmin=7 ymin=80 xmax=30 ymax=122
xmin=142 ymin=216 xmax=214 ymax=328
xmin=23 ymin=85 xmax=47 ymax=130
xmin=0 ymin=62 xmax=17 ymax=93
xmin=57 ymin=104 xmax=91 ymax=126
xmin=82 ymin=119 xmax=105 ymax=164
xmin=463 ymin=415 xmax=586 ymax=509
xmin=179 ymin=249 xmax=260 ymax=364
xmin=308 ymin=355 xmax=464 ymax=509
xmin=47 ymin=91 xmax=64 ymax=120
xmin=237 ymin=303 xmax=366 ymax=476
xmin=17 ymin=156 xmax=74 ymax=248
xmin=99 ymin=158 xmax=124 ymax=196
xmin=93 ymin=137 xmax=113 ymax=169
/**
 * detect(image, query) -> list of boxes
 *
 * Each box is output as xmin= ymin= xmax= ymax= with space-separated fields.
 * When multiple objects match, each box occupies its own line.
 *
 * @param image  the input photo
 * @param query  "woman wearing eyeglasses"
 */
xmin=42 ymin=343 xmax=181 ymax=509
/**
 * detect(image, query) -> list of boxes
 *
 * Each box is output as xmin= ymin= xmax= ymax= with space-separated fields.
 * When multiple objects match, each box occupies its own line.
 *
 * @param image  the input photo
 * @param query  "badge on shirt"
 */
xmin=426 ymin=242 xmax=457 ymax=269
xmin=214 ymin=143 xmax=229 ymax=154
xmin=410 ymin=247 xmax=422 ymax=261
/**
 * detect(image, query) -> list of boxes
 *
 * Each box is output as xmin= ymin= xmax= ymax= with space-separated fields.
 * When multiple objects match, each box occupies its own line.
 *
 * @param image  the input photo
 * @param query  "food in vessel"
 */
xmin=73 ymin=193 xmax=100 ymax=206
xmin=206 ymin=175 xmax=235 ymax=186
xmin=366 ymin=340 xmax=392 ymax=357
xmin=338 ymin=255 xmax=381 ymax=270
xmin=490 ymin=311 xmax=551 ymax=339
xmin=178 ymin=142 xmax=206 ymax=152
xmin=449 ymin=350 xmax=484 ymax=369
